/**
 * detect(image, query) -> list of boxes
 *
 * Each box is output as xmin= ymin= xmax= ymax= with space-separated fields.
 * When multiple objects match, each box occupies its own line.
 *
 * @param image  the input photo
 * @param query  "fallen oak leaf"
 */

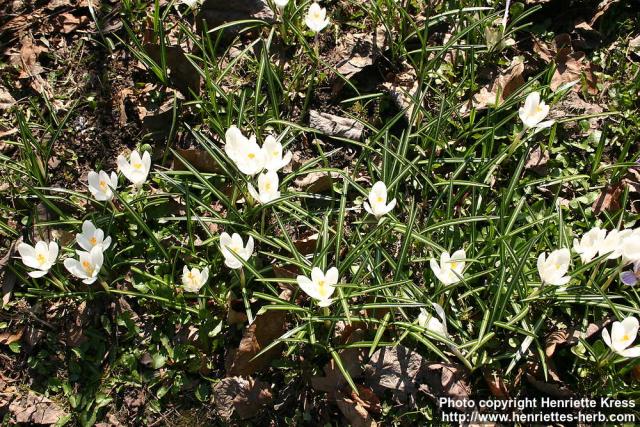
xmin=8 ymin=390 xmax=68 ymax=424
xmin=174 ymin=147 xmax=224 ymax=173
xmin=311 ymin=326 xmax=366 ymax=397
xmin=212 ymin=376 xmax=272 ymax=421
xmin=382 ymin=63 xmax=420 ymax=123
xmin=336 ymin=391 xmax=378 ymax=427
xmin=331 ymin=26 xmax=387 ymax=89
xmin=225 ymin=289 xmax=292 ymax=376
xmin=0 ymin=327 xmax=24 ymax=346
xmin=309 ymin=110 xmax=365 ymax=141
xmin=592 ymin=182 xmax=623 ymax=214
xmin=293 ymin=170 xmax=341 ymax=193
xmin=468 ymin=58 xmax=524 ymax=111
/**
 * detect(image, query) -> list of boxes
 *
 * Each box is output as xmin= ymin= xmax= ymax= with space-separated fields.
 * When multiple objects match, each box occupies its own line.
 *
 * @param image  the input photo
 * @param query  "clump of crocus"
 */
xmin=620 ymin=229 xmax=640 ymax=264
xmin=225 ymin=126 xmax=292 ymax=175
xmin=248 ymin=171 xmax=281 ymax=204
xmin=117 ymin=149 xmax=151 ymax=188
xmin=17 ymin=241 xmax=59 ymax=278
xmin=573 ymin=227 xmax=606 ymax=263
xmin=262 ymin=135 xmax=292 ymax=172
xmin=296 ymin=267 xmax=338 ymax=307
xmin=363 ymin=181 xmax=396 ymax=219
xmin=305 ymin=2 xmax=329 ymax=33
xmin=87 ymin=170 xmax=117 ymax=201
xmin=76 ymin=220 xmax=112 ymax=252
xmin=599 ymin=229 xmax=631 ymax=260
xmin=182 ymin=266 xmax=209 ymax=293
xmin=602 ymin=316 xmax=640 ymax=358
xmin=63 ymin=246 xmax=104 ymax=284
xmin=430 ymin=249 xmax=465 ymax=285
xmin=519 ymin=92 xmax=553 ymax=130
xmin=219 ymin=232 xmax=254 ymax=269
xmin=225 ymin=126 xmax=265 ymax=176
xmin=537 ymin=248 xmax=570 ymax=286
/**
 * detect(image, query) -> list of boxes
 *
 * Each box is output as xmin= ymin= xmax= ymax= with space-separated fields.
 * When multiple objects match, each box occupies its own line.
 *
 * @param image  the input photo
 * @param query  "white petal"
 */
xmin=28 ymin=269 xmax=48 ymax=278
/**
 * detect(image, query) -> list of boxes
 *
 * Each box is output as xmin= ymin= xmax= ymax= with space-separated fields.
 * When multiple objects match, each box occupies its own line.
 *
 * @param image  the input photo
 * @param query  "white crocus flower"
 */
xmin=219 ymin=232 xmax=254 ymax=269
xmin=430 ymin=249 xmax=465 ymax=285
xmin=573 ymin=227 xmax=606 ymax=263
xmin=599 ymin=229 xmax=632 ymax=260
xmin=248 ymin=171 xmax=281 ymax=204
xmin=87 ymin=170 xmax=118 ymax=201
xmin=17 ymin=241 xmax=59 ymax=278
xmin=305 ymin=2 xmax=330 ymax=33
xmin=224 ymin=126 xmax=266 ymax=176
xmin=620 ymin=229 xmax=640 ymax=264
xmin=182 ymin=266 xmax=209 ymax=293
xmin=602 ymin=316 xmax=640 ymax=358
xmin=519 ymin=92 xmax=553 ymax=130
xmin=274 ymin=0 xmax=288 ymax=10
xmin=76 ymin=220 xmax=112 ymax=252
xmin=117 ymin=149 xmax=151 ymax=188
xmin=262 ymin=135 xmax=292 ymax=172
xmin=418 ymin=303 xmax=448 ymax=339
xmin=63 ymin=246 xmax=103 ymax=284
xmin=296 ymin=267 xmax=338 ymax=307
xmin=363 ymin=181 xmax=396 ymax=218
xmin=537 ymin=248 xmax=571 ymax=286
xmin=181 ymin=0 xmax=202 ymax=8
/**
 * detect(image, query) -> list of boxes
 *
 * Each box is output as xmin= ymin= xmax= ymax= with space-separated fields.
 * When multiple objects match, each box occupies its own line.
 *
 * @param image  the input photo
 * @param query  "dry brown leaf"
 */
xmin=8 ymin=391 xmax=68 ymax=425
xmin=54 ymin=12 xmax=88 ymax=34
xmin=115 ymin=88 xmax=133 ymax=127
xmin=364 ymin=345 xmax=471 ymax=404
xmin=534 ymin=34 xmax=598 ymax=94
xmin=592 ymin=182 xmax=623 ymax=214
xmin=227 ymin=296 xmax=248 ymax=325
xmin=294 ymin=171 xmax=340 ymax=193
xmin=0 ymin=327 xmax=23 ymax=345
xmin=144 ymin=44 xmax=200 ymax=96
xmin=590 ymin=0 xmax=621 ymax=26
xmin=293 ymin=233 xmax=319 ymax=255
xmin=0 ymin=85 xmax=16 ymax=110
xmin=309 ymin=110 xmax=365 ymax=141
xmin=197 ymin=0 xmax=274 ymax=42
xmin=311 ymin=327 xmax=366 ymax=396
xmin=212 ymin=376 xmax=272 ymax=421
xmin=483 ymin=368 xmax=509 ymax=398
xmin=469 ymin=58 xmax=524 ymax=111
xmin=525 ymin=361 xmax=574 ymax=398
xmin=174 ymin=148 xmax=223 ymax=173
xmin=545 ymin=320 xmax=610 ymax=357
xmin=333 ymin=26 xmax=386 ymax=81
xmin=525 ymin=145 xmax=550 ymax=176
xmin=336 ymin=391 xmax=378 ymax=427
xmin=382 ymin=63 xmax=420 ymax=123
xmin=13 ymin=36 xmax=48 ymax=78
xmin=225 ymin=290 xmax=291 ymax=376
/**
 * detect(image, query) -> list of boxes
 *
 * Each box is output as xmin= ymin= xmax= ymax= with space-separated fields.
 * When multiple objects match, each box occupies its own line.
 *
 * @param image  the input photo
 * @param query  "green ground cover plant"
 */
xmin=1 ymin=0 xmax=640 ymax=424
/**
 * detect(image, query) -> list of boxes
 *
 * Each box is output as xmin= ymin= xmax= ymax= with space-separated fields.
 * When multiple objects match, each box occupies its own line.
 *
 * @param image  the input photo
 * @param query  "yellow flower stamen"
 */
xmin=82 ymin=260 xmax=94 ymax=275
xmin=248 ymin=153 xmax=256 ymax=159
xmin=36 ymin=254 xmax=46 ymax=265
xmin=317 ymin=280 xmax=327 ymax=297
xmin=99 ymin=180 xmax=107 ymax=189
xmin=90 ymin=237 xmax=97 ymax=245
xmin=133 ymin=162 xmax=142 ymax=170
